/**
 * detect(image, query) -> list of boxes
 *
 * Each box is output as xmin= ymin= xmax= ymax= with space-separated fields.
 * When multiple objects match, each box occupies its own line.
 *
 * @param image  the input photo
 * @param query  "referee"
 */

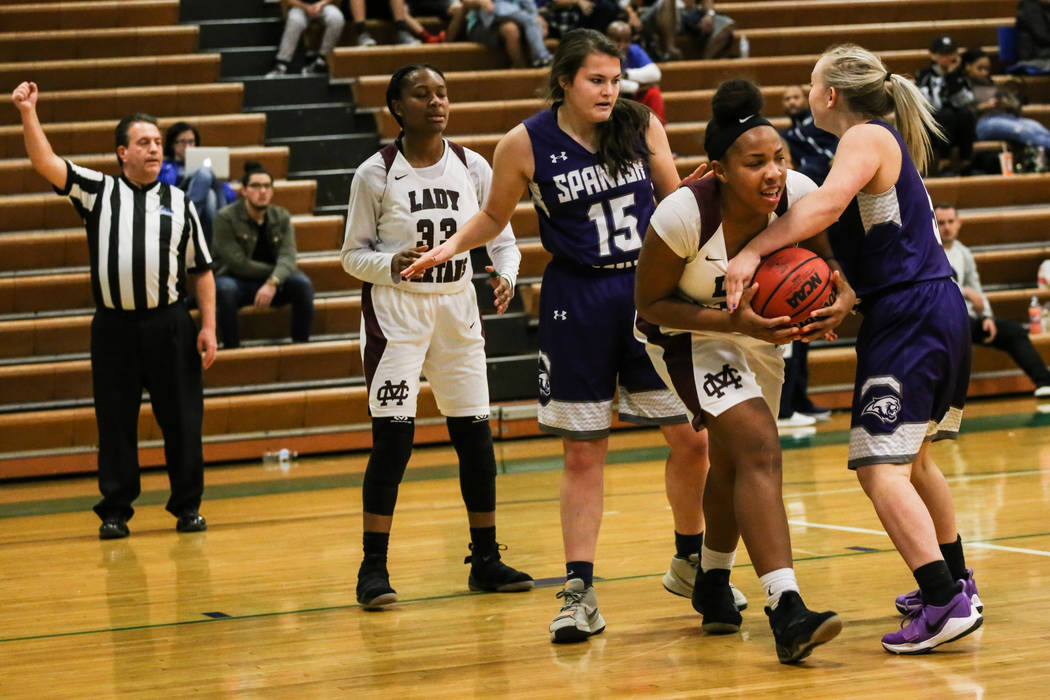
xmin=12 ymin=82 xmax=218 ymax=539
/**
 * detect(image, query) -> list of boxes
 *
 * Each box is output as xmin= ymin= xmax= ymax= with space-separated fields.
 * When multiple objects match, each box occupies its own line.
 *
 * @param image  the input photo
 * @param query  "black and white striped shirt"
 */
xmin=56 ymin=160 xmax=213 ymax=311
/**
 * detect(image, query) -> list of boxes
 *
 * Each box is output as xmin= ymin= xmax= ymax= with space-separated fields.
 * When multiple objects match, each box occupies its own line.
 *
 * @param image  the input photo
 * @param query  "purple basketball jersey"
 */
xmin=828 ymin=121 xmax=953 ymax=300
xmin=523 ymin=106 xmax=656 ymax=267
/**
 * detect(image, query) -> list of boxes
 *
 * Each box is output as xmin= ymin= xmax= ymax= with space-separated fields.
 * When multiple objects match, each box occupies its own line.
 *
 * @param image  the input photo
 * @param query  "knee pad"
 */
xmin=361 ymin=416 xmax=415 ymax=516
xmin=447 ymin=415 xmax=497 ymax=512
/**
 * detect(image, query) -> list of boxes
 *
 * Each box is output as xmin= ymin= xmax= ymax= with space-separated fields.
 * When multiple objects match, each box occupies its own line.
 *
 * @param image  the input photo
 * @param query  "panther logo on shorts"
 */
xmin=862 ymin=395 xmax=901 ymax=424
xmin=538 ymin=351 xmax=552 ymax=405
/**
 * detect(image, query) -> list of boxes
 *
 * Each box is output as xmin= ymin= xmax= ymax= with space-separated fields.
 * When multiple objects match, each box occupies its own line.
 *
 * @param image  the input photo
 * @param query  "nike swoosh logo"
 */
xmin=705 ymin=256 xmax=724 ymax=262
xmin=394 ymin=174 xmax=408 ymax=180
xmin=738 ymin=115 xmax=753 ymax=124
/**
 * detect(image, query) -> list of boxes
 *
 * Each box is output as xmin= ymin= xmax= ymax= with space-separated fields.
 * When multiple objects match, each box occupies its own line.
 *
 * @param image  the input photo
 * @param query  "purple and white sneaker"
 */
xmin=882 ymin=589 xmax=983 ymax=654
xmin=895 ymin=569 xmax=982 ymax=615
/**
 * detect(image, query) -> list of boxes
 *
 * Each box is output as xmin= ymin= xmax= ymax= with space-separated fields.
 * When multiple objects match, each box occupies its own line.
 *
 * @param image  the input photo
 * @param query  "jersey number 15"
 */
xmin=588 ymin=193 xmax=640 ymax=257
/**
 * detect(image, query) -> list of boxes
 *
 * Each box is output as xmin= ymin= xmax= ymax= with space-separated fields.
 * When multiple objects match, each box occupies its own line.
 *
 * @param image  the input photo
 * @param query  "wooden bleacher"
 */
xmin=3 ymin=0 xmax=1050 ymax=481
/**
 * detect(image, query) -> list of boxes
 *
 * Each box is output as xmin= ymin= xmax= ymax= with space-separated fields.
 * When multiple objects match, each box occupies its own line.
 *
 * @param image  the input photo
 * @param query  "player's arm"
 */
xmin=724 ymin=124 xmax=884 ymax=310
xmin=646 ymin=115 xmax=681 ymax=201
xmin=402 ymin=125 xmax=532 ymax=278
xmin=635 ymin=227 xmax=796 ymax=343
xmin=11 ymin=82 xmax=67 ymax=190
xmin=797 ymin=232 xmax=857 ymax=341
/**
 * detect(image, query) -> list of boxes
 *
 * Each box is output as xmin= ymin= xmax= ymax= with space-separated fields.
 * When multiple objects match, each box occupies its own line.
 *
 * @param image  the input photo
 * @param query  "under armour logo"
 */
xmin=702 ymin=363 xmax=743 ymax=398
xmin=376 ymin=379 xmax=410 ymax=406
xmin=862 ymin=395 xmax=901 ymax=423
xmin=553 ymin=310 xmax=568 ymax=320
xmin=550 ymin=151 xmax=568 ymax=163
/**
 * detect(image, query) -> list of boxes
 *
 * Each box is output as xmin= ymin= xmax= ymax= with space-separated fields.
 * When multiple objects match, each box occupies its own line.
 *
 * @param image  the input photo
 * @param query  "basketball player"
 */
xmin=724 ymin=44 xmax=984 ymax=654
xmin=635 ymin=79 xmax=850 ymax=663
xmin=341 ymin=64 xmax=533 ymax=609
xmin=403 ymin=28 xmax=746 ymax=643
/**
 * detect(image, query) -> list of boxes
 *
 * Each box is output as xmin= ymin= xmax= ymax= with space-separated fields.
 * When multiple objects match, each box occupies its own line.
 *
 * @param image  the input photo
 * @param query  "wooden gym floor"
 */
xmin=2 ymin=397 xmax=1050 ymax=698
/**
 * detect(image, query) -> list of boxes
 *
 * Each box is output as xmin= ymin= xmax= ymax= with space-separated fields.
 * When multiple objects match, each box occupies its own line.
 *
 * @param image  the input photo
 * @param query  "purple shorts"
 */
xmin=848 ymin=278 xmax=971 ymax=468
xmin=537 ymin=259 xmax=686 ymax=438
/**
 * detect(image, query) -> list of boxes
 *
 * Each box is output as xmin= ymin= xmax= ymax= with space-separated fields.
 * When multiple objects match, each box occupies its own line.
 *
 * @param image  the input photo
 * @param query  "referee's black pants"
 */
xmin=91 ymin=302 xmax=204 ymax=522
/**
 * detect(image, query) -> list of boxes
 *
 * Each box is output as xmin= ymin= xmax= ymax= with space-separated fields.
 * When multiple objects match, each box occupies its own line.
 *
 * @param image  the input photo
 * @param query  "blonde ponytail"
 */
xmin=820 ymin=44 xmax=944 ymax=174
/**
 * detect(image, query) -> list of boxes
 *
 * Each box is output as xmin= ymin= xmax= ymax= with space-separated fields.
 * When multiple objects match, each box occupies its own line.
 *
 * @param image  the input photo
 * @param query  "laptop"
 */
xmin=184 ymin=146 xmax=230 ymax=179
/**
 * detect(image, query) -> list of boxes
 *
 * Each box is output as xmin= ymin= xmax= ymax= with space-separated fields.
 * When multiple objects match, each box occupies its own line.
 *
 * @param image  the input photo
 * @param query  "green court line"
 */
xmin=0 ymin=546 xmax=896 ymax=645
xmin=4 ymin=408 xmax=1050 ymax=520
xmin=4 ymin=527 xmax=1048 ymax=646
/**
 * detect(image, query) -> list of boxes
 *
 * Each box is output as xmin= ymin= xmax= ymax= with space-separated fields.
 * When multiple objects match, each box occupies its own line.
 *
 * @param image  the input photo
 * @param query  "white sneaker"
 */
xmin=396 ymin=29 xmax=421 ymax=45
xmin=1035 ymin=385 xmax=1050 ymax=398
xmin=776 ymin=412 xmax=817 ymax=429
xmin=662 ymin=554 xmax=748 ymax=610
xmin=550 ymin=578 xmax=605 ymax=643
xmin=265 ymin=63 xmax=288 ymax=78
xmin=356 ymin=30 xmax=377 ymax=47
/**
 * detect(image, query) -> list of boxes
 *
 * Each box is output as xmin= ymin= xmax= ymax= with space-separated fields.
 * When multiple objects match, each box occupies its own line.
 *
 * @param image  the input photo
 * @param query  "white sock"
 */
xmin=700 ymin=544 xmax=736 ymax=573
xmin=759 ymin=568 xmax=799 ymax=610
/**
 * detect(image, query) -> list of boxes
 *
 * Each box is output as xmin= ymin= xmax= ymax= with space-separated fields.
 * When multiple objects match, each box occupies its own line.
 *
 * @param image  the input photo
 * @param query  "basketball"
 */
xmin=750 ymin=247 xmax=836 ymax=325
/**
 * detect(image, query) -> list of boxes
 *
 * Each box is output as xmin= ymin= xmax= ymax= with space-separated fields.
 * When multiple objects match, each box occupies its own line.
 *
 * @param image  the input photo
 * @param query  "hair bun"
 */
xmin=711 ymin=80 xmax=764 ymax=124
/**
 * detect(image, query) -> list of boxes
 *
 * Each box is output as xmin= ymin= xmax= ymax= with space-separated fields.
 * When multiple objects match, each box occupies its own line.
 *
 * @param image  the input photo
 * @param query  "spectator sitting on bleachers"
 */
xmin=267 ymin=0 xmax=346 ymax=76
xmin=159 ymin=122 xmax=236 ymax=246
xmin=916 ymin=35 xmax=976 ymax=175
xmin=962 ymin=47 xmax=1050 ymax=172
xmin=606 ymin=20 xmax=665 ymax=122
xmin=638 ymin=0 xmax=734 ymax=62
xmin=779 ymin=84 xmax=837 ymax=185
xmin=774 ymin=143 xmax=831 ymax=430
xmin=1016 ymin=0 xmax=1050 ymax=71
xmin=935 ymin=202 xmax=1050 ymax=398
xmin=212 ymin=162 xmax=315 ymax=349
xmin=466 ymin=0 xmax=553 ymax=68
xmin=540 ymin=0 xmax=622 ymax=39
xmin=406 ymin=0 xmax=466 ymax=41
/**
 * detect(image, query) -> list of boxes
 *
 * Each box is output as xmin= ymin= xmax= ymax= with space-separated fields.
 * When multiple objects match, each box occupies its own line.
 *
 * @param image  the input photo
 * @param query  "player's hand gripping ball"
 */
xmin=750 ymin=247 xmax=837 ymax=326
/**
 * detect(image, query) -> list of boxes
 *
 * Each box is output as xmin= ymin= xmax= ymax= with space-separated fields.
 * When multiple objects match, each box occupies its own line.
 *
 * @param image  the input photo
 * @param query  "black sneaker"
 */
xmin=175 ymin=511 xmax=207 ymax=532
xmin=356 ymin=557 xmax=397 ymax=610
xmin=691 ymin=567 xmax=742 ymax=633
xmin=99 ymin=518 xmax=129 ymax=540
xmin=465 ymin=543 xmax=534 ymax=592
xmin=765 ymin=590 xmax=842 ymax=664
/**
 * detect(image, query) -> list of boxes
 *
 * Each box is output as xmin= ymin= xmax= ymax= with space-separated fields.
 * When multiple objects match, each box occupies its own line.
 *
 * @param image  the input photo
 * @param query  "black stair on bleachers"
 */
xmin=180 ymin=0 xmax=380 ymax=211
xmin=175 ymin=0 xmax=537 ymax=404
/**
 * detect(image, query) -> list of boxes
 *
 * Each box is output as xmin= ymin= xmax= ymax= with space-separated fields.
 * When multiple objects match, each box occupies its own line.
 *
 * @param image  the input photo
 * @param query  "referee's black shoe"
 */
xmin=357 ymin=556 xmax=398 ymax=610
xmin=99 ymin=518 xmax=130 ymax=540
xmin=175 ymin=511 xmax=207 ymax=533
xmin=465 ymin=543 xmax=535 ymax=593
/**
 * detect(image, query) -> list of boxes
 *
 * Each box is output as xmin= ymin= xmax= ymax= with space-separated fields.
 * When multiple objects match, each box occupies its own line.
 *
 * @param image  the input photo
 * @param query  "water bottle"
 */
xmin=1029 ymin=295 xmax=1042 ymax=335
xmin=262 ymin=448 xmax=298 ymax=470
xmin=738 ymin=34 xmax=750 ymax=59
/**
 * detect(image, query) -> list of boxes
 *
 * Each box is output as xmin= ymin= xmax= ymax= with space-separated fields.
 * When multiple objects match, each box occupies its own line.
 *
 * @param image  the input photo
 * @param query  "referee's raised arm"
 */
xmin=11 ymin=82 xmax=67 ymax=189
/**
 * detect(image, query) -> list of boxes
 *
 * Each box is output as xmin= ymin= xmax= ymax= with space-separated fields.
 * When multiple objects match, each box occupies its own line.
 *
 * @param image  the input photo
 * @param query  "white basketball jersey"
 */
xmin=343 ymin=140 xmax=482 ymax=294
xmin=650 ymin=169 xmax=818 ymax=314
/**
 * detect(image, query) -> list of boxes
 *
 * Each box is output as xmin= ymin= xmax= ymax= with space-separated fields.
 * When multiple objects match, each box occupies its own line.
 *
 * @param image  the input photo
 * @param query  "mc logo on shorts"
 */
xmin=377 ymin=379 xmax=410 ymax=406
xmin=702 ymin=364 xmax=743 ymax=398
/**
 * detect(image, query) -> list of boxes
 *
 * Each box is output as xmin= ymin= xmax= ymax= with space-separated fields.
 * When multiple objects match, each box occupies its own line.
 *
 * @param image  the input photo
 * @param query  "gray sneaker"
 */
xmin=356 ymin=30 xmax=377 ymax=47
xmin=549 ymin=578 xmax=605 ymax=643
xmin=396 ymin=29 xmax=421 ymax=45
xmin=663 ymin=553 xmax=748 ymax=610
